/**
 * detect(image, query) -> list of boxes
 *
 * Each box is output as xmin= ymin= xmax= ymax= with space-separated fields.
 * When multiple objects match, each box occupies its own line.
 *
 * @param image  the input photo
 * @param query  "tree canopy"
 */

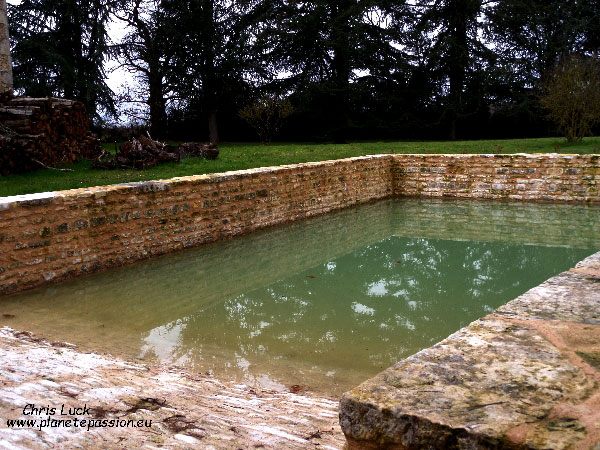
xmin=7 ymin=0 xmax=600 ymax=141
xmin=8 ymin=0 xmax=119 ymax=120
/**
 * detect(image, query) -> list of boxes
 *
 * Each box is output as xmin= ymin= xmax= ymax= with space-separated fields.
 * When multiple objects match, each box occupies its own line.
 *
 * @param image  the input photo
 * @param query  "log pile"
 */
xmin=93 ymin=137 xmax=219 ymax=170
xmin=0 ymin=96 xmax=100 ymax=175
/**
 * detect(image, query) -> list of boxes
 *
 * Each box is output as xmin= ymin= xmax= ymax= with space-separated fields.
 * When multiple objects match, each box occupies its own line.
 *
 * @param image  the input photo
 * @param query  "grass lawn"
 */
xmin=1 ymin=137 xmax=599 ymax=197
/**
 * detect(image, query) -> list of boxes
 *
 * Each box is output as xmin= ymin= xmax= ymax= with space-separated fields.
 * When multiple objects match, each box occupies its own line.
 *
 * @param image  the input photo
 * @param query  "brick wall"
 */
xmin=1 ymin=153 xmax=599 ymax=295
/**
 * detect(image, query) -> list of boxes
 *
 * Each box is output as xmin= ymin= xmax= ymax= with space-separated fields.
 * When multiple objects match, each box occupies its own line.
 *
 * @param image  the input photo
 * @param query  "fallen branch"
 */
xmin=32 ymin=159 xmax=74 ymax=172
xmin=93 ymin=137 xmax=219 ymax=170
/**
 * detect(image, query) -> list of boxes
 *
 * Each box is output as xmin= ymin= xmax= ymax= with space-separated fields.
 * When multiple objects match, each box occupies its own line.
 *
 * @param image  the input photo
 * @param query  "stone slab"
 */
xmin=494 ymin=271 xmax=600 ymax=324
xmin=0 ymin=328 xmax=344 ymax=449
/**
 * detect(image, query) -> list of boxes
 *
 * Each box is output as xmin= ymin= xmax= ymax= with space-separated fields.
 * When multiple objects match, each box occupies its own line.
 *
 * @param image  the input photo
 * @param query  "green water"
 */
xmin=1 ymin=198 xmax=598 ymax=395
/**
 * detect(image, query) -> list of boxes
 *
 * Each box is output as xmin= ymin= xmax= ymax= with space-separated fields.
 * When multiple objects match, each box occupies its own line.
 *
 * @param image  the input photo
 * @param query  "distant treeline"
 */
xmin=7 ymin=0 xmax=600 ymax=142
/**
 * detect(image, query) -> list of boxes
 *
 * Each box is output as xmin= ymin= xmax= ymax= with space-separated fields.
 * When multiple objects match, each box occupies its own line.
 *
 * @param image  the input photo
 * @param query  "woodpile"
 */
xmin=93 ymin=137 xmax=219 ymax=170
xmin=0 ymin=96 xmax=100 ymax=175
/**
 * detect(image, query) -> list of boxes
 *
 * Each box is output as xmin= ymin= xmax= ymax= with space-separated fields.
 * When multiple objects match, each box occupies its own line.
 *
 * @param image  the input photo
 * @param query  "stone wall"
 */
xmin=1 ymin=153 xmax=599 ymax=295
xmin=390 ymin=198 xmax=600 ymax=250
xmin=392 ymin=153 xmax=600 ymax=202
xmin=0 ymin=156 xmax=392 ymax=295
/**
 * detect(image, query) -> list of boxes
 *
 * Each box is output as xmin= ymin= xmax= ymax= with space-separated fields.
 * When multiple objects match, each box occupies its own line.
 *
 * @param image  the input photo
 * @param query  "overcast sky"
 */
xmin=106 ymin=17 xmax=135 ymax=96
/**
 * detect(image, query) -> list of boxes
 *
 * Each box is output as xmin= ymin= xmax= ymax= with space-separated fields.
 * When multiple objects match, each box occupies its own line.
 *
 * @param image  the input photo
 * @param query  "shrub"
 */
xmin=540 ymin=54 xmax=600 ymax=142
xmin=239 ymin=95 xmax=293 ymax=145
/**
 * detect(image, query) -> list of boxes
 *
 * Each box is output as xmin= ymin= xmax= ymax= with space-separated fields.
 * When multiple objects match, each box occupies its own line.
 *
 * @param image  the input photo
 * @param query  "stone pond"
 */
xmin=0 ymin=153 xmax=599 ymax=448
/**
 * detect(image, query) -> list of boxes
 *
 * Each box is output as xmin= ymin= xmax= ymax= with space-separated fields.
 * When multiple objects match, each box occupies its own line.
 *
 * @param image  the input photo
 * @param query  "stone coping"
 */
xmin=1 ymin=152 xmax=594 ymax=207
xmin=339 ymin=251 xmax=600 ymax=449
xmin=0 ymin=154 xmax=393 ymax=208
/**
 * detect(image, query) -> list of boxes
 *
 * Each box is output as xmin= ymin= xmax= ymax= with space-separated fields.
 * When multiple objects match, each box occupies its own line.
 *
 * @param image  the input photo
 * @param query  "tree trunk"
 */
xmin=447 ymin=0 xmax=469 ymax=141
xmin=148 ymin=70 xmax=167 ymax=140
xmin=208 ymin=110 xmax=219 ymax=144
xmin=330 ymin=0 xmax=352 ymax=143
xmin=449 ymin=118 xmax=457 ymax=141
xmin=0 ymin=0 xmax=13 ymax=94
xmin=202 ymin=0 xmax=219 ymax=144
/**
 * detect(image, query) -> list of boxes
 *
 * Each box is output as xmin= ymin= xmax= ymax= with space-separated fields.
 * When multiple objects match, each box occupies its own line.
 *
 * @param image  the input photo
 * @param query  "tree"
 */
xmin=486 ymin=0 xmax=592 ymax=87
xmin=239 ymin=95 xmax=293 ymax=145
xmin=0 ymin=0 xmax=12 ymax=94
xmin=540 ymin=54 xmax=600 ymax=142
xmin=8 ymin=0 xmax=118 ymax=119
xmin=261 ymin=0 xmax=398 ymax=142
xmin=483 ymin=0 xmax=597 ymax=138
xmin=400 ymin=0 xmax=492 ymax=140
xmin=164 ymin=0 xmax=272 ymax=144
xmin=115 ymin=0 xmax=179 ymax=139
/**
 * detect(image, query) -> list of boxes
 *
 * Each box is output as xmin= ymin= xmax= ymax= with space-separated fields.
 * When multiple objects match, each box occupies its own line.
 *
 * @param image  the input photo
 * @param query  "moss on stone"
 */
xmin=576 ymin=351 xmax=600 ymax=370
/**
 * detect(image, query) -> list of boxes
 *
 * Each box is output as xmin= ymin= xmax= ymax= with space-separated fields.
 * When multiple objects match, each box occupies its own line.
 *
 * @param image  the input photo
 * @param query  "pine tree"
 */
xmin=164 ymin=0 xmax=272 ymax=143
xmin=8 ymin=0 xmax=118 ymax=119
xmin=260 ymin=0 xmax=398 ymax=142
xmin=115 ymin=0 xmax=180 ymax=139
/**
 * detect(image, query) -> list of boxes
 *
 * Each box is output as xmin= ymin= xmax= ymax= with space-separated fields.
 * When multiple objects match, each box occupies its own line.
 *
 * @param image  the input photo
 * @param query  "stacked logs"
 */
xmin=0 ymin=96 xmax=100 ymax=175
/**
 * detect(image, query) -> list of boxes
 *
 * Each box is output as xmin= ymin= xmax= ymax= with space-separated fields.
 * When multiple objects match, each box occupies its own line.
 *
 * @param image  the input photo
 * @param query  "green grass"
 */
xmin=1 ymin=137 xmax=599 ymax=197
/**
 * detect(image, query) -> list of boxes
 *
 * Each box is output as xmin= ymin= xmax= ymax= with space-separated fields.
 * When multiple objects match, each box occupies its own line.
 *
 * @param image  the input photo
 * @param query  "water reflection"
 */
xmin=0 ymin=198 xmax=598 ymax=395
xmin=150 ymin=237 xmax=591 ymax=391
